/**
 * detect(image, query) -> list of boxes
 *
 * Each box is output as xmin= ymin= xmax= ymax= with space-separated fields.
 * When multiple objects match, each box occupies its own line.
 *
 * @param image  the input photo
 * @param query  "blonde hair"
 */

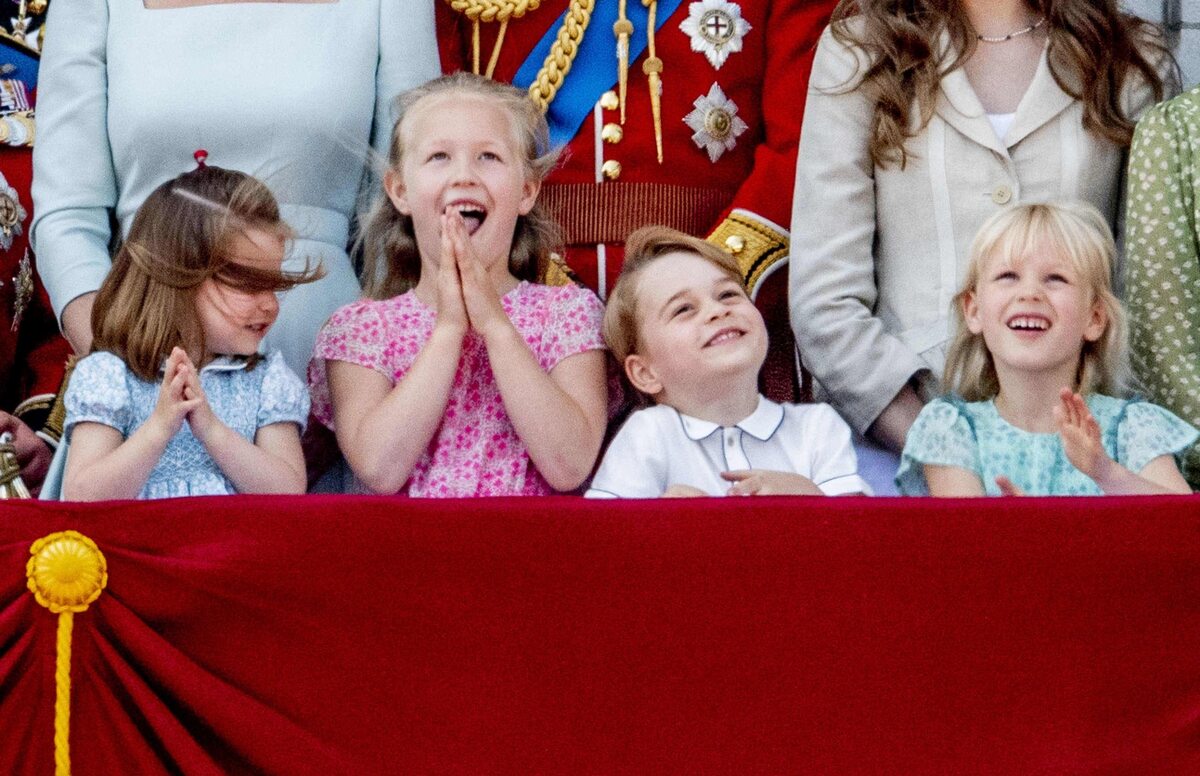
xmin=830 ymin=0 xmax=1174 ymax=170
xmin=359 ymin=72 xmax=563 ymax=299
xmin=91 ymin=166 xmax=322 ymax=381
xmin=603 ymin=225 xmax=744 ymax=365
xmin=944 ymin=201 xmax=1129 ymax=401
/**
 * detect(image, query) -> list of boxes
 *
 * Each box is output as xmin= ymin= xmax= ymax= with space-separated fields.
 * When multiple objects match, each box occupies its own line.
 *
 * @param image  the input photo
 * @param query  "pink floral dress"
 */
xmin=309 ymin=281 xmax=605 ymax=496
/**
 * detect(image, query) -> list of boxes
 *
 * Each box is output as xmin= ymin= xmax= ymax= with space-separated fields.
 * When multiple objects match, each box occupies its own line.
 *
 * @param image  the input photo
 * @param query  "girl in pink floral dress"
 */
xmin=308 ymin=74 xmax=608 ymax=496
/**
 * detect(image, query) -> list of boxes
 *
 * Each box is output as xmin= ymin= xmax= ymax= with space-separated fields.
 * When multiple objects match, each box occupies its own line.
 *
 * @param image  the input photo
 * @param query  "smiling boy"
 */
xmin=586 ymin=226 xmax=868 ymax=498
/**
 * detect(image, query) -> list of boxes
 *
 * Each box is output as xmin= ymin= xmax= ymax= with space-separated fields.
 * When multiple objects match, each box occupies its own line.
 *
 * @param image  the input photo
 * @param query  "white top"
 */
xmin=31 ymin=0 xmax=439 ymax=373
xmin=987 ymin=112 xmax=1017 ymax=142
xmin=586 ymin=396 xmax=869 ymax=498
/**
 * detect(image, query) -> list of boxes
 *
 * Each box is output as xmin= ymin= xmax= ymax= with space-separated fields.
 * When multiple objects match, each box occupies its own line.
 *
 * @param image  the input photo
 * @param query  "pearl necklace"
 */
xmin=976 ymin=16 xmax=1046 ymax=43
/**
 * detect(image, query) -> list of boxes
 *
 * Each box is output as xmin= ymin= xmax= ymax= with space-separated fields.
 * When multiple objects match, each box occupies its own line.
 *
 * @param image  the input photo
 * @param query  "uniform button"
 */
xmin=601 ymin=123 xmax=624 ymax=144
xmin=601 ymin=160 xmax=622 ymax=180
xmin=724 ymin=235 xmax=745 ymax=254
xmin=599 ymin=90 xmax=619 ymax=111
xmin=991 ymin=184 xmax=1013 ymax=205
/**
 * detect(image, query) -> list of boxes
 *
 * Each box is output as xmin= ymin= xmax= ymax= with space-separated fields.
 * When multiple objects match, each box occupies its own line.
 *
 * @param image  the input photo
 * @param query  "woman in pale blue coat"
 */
xmin=32 ymin=0 xmax=440 ymax=378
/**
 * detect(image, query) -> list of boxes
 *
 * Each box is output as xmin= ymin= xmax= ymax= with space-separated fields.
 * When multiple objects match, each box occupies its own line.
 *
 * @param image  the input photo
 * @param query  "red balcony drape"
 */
xmin=1 ymin=495 xmax=1199 ymax=774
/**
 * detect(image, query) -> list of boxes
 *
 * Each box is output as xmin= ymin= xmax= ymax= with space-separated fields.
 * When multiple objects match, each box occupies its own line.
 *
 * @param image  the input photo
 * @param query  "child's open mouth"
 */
xmin=704 ymin=327 xmax=745 ymax=347
xmin=1006 ymin=315 xmax=1050 ymax=332
xmin=448 ymin=202 xmax=488 ymax=236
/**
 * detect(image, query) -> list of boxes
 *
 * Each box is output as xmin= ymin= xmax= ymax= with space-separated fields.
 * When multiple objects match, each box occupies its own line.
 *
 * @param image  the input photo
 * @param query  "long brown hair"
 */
xmin=830 ymin=0 xmax=1174 ymax=169
xmin=92 ymin=166 xmax=322 ymax=381
xmin=359 ymin=72 xmax=562 ymax=300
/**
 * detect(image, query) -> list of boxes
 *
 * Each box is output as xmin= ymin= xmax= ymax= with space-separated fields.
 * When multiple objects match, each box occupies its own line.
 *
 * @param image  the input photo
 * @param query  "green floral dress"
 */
xmin=1125 ymin=85 xmax=1200 ymax=488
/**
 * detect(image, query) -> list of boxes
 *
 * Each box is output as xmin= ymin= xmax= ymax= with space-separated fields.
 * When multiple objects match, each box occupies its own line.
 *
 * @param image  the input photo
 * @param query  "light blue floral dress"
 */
xmin=61 ymin=350 xmax=308 ymax=498
xmin=897 ymin=395 xmax=1199 ymax=496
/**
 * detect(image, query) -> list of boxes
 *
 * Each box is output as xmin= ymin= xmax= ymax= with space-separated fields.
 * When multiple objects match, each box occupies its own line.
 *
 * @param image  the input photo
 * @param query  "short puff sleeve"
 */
xmin=895 ymin=399 xmax=981 ymax=496
xmin=64 ymin=352 xmax=133 ymax=439
xmin=539 ymin=285 xmax=605 ymax=371
xmin=1116 ymin=400 xmax=1200 ymax=475
xmin=308 ymin=300 xmax=392 ymax=429
xmin=256 ymin=351 xmax=310 ymax=431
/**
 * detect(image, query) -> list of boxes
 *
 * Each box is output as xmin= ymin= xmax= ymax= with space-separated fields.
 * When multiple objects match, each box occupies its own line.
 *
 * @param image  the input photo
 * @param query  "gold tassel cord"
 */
xmin=614 ymin=0 xmax=632 ymax=123
xmin=642 ymin=0 xmax=664 ymax=163
xmin=444 ymin=0 xmax=543 ymax=77
xmin=527 ymin=0 xmax=596 ymax=112
xmin=27 ymin=532 xmax=108 ymax=776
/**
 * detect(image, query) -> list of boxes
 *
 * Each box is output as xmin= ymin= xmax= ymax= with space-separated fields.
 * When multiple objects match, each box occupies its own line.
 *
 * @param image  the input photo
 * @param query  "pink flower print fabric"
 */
xmin=309 ymin=281 xmax=605 ymax=496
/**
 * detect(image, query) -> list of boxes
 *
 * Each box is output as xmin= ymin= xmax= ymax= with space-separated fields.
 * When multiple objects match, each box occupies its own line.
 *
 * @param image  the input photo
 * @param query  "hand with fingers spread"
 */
xmin=148 ymin=347 xmax=203 ymax=441
xmin=436 ymin=210 xmax=470 ymax=337
xmin=994 ymin=475 xmax=1025 ymax=497
xmin=722 ymin=469 xmax=825 ymax=496
xmin=445 ymin=209 xmax=510 ymax=339
xmin=1054 ymin=387 xmax=1112 ymax=482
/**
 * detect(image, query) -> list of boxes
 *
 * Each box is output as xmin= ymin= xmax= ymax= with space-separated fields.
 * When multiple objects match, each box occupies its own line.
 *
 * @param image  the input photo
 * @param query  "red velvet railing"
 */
xmin=2 ymin=496 xmax=1199 ymax=774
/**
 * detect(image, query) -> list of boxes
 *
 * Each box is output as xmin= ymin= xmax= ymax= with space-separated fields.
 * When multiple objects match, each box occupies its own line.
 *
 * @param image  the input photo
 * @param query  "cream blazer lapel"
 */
xmin=1006 ymin=48 xmax=1076 ymax=148
xmin=934 ymin=66 xmax=1007 ymax=156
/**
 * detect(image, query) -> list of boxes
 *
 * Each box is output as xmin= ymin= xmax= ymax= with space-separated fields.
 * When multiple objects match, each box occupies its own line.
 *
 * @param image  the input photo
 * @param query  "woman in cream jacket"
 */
xmin=789 ymin=0 xmax=1173 ymax=476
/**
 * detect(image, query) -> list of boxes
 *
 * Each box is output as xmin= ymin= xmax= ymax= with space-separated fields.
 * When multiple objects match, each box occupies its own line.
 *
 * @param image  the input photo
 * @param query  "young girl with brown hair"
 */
xmin=308 ymin=74 xmax=608 ymax=496
xmin=60 ymin=164 xmax=321 ymax=500
xmin=789 ymin=0 xmax=1176 ymax=492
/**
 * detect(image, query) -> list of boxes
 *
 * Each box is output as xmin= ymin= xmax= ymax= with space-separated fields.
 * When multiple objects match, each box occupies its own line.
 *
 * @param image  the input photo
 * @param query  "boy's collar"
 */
xmin=677 ymin=395 xmax=785 ymax=442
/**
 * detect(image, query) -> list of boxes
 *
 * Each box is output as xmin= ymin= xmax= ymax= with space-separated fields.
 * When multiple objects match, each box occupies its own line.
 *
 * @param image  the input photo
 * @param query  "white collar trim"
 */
xmin=677 ymin=395 xmax=785 ymax=442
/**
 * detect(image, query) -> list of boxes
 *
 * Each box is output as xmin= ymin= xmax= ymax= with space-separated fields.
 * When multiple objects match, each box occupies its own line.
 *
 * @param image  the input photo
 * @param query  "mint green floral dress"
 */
xmin=896 ymin=395 xmax=1198 ymax=496
xmin=1125 ymin=86 xmax=1200 ymax=488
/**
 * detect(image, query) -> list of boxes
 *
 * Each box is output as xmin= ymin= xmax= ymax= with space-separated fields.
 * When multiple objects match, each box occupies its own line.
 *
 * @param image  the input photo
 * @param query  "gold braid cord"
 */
xmin=27 ymin=531 xmax=108 ymax=776
xmin=526 ymin=0 xmax=595 ymax=112
xmin=444 ymin=0 xmax=543 ymax=78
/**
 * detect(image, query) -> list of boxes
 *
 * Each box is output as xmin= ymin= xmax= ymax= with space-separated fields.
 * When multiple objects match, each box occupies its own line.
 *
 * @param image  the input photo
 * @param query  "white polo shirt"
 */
xmin=586 ymin=395 xmax=869 ymax=498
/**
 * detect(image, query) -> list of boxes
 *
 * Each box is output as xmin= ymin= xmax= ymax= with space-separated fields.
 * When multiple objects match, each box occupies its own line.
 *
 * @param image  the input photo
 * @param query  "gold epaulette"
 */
xmin=541 ymin=252 xmax=582 ymax=287
xmin=706 ymin=210 xmax=789 ymax=296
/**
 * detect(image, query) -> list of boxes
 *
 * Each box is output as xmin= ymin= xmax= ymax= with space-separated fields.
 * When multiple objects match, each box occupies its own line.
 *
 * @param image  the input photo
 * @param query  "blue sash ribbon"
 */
xmin=513 ymin=0 xmax=687 ymax=148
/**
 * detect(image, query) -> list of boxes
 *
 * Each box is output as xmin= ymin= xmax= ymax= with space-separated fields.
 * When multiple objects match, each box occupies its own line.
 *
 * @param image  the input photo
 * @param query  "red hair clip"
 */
xmin=194 ymin=149 xmax=208 ymax=168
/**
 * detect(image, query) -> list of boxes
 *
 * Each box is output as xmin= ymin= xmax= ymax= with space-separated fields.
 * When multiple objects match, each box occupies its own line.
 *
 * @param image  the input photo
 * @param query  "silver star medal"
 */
xmin=679 ymin=0 xmax=751 ymax=70
xmin=684 ymin=83 xmax=748 ymax=163
xmin=0 ymin=172 xmax=26 ymax=251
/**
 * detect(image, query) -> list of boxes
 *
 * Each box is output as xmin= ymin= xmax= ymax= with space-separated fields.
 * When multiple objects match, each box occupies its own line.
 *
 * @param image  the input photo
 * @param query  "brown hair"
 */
xmin=943 ymin=201 xmax=1129 ymax=401
xmin=830 ymin=0 xmax=1174 ymax=169
xmin=359 ymin=72 xmax=563 ymax=299
xmin=91 ymin=165 xmax=322 ymax=381
xmin=603 ymin=225 xmax=745 ymax=365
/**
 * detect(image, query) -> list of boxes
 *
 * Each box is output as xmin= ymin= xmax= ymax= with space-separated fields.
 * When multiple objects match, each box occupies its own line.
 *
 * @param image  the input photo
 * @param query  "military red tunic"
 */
xmin=437 ymin=0 xmax=837 ymax=399
xmin=2 ymin=21 xmax=70 ymax=436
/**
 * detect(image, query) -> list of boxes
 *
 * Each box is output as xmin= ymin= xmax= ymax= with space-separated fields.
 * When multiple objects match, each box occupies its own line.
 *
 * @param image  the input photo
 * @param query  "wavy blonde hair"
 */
xmin=944 ymin=201 xmax=1128 ymax=401
xmin=92 ymin=166 xmax=322 ymax=381
xmin=359 ymin=72 xmax=563 ymax=300
xmin=830 ymin=0 xmax=1173 ymax=169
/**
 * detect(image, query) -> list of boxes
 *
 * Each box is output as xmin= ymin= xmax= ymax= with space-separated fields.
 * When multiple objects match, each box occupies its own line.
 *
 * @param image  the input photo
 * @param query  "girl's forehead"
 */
xmin=404 ymin=93 xmax=521 ymax=146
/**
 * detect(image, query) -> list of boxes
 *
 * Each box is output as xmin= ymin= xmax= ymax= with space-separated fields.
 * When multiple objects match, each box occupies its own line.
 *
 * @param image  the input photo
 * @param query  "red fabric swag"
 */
xmin=1 ymin=495 xmax=1199 ymax=774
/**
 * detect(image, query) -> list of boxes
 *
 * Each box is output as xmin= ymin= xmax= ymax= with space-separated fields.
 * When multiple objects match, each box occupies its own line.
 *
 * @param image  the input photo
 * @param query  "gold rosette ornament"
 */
xmin=27 ymin=531 xmax=108 ymax=776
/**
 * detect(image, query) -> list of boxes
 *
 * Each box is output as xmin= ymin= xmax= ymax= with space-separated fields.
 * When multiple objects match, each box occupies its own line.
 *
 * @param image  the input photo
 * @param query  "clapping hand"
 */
xmin=149 ymin=348 xmax=203 ymax=440
xmin=1054 ymin=388 xmax=1113 ymax=482
xmin=443 ymin=209 xmax=510 ymax=339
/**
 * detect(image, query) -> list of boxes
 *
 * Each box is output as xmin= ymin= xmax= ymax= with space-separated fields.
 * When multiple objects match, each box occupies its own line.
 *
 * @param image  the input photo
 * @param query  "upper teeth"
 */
xmin=709 ymin=330 xmax=741 ymax=345
xmin=1009 ymin=317 xmax=1048 ymax=330
xmin=451 ymin=203 xmax=484 ymax=215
